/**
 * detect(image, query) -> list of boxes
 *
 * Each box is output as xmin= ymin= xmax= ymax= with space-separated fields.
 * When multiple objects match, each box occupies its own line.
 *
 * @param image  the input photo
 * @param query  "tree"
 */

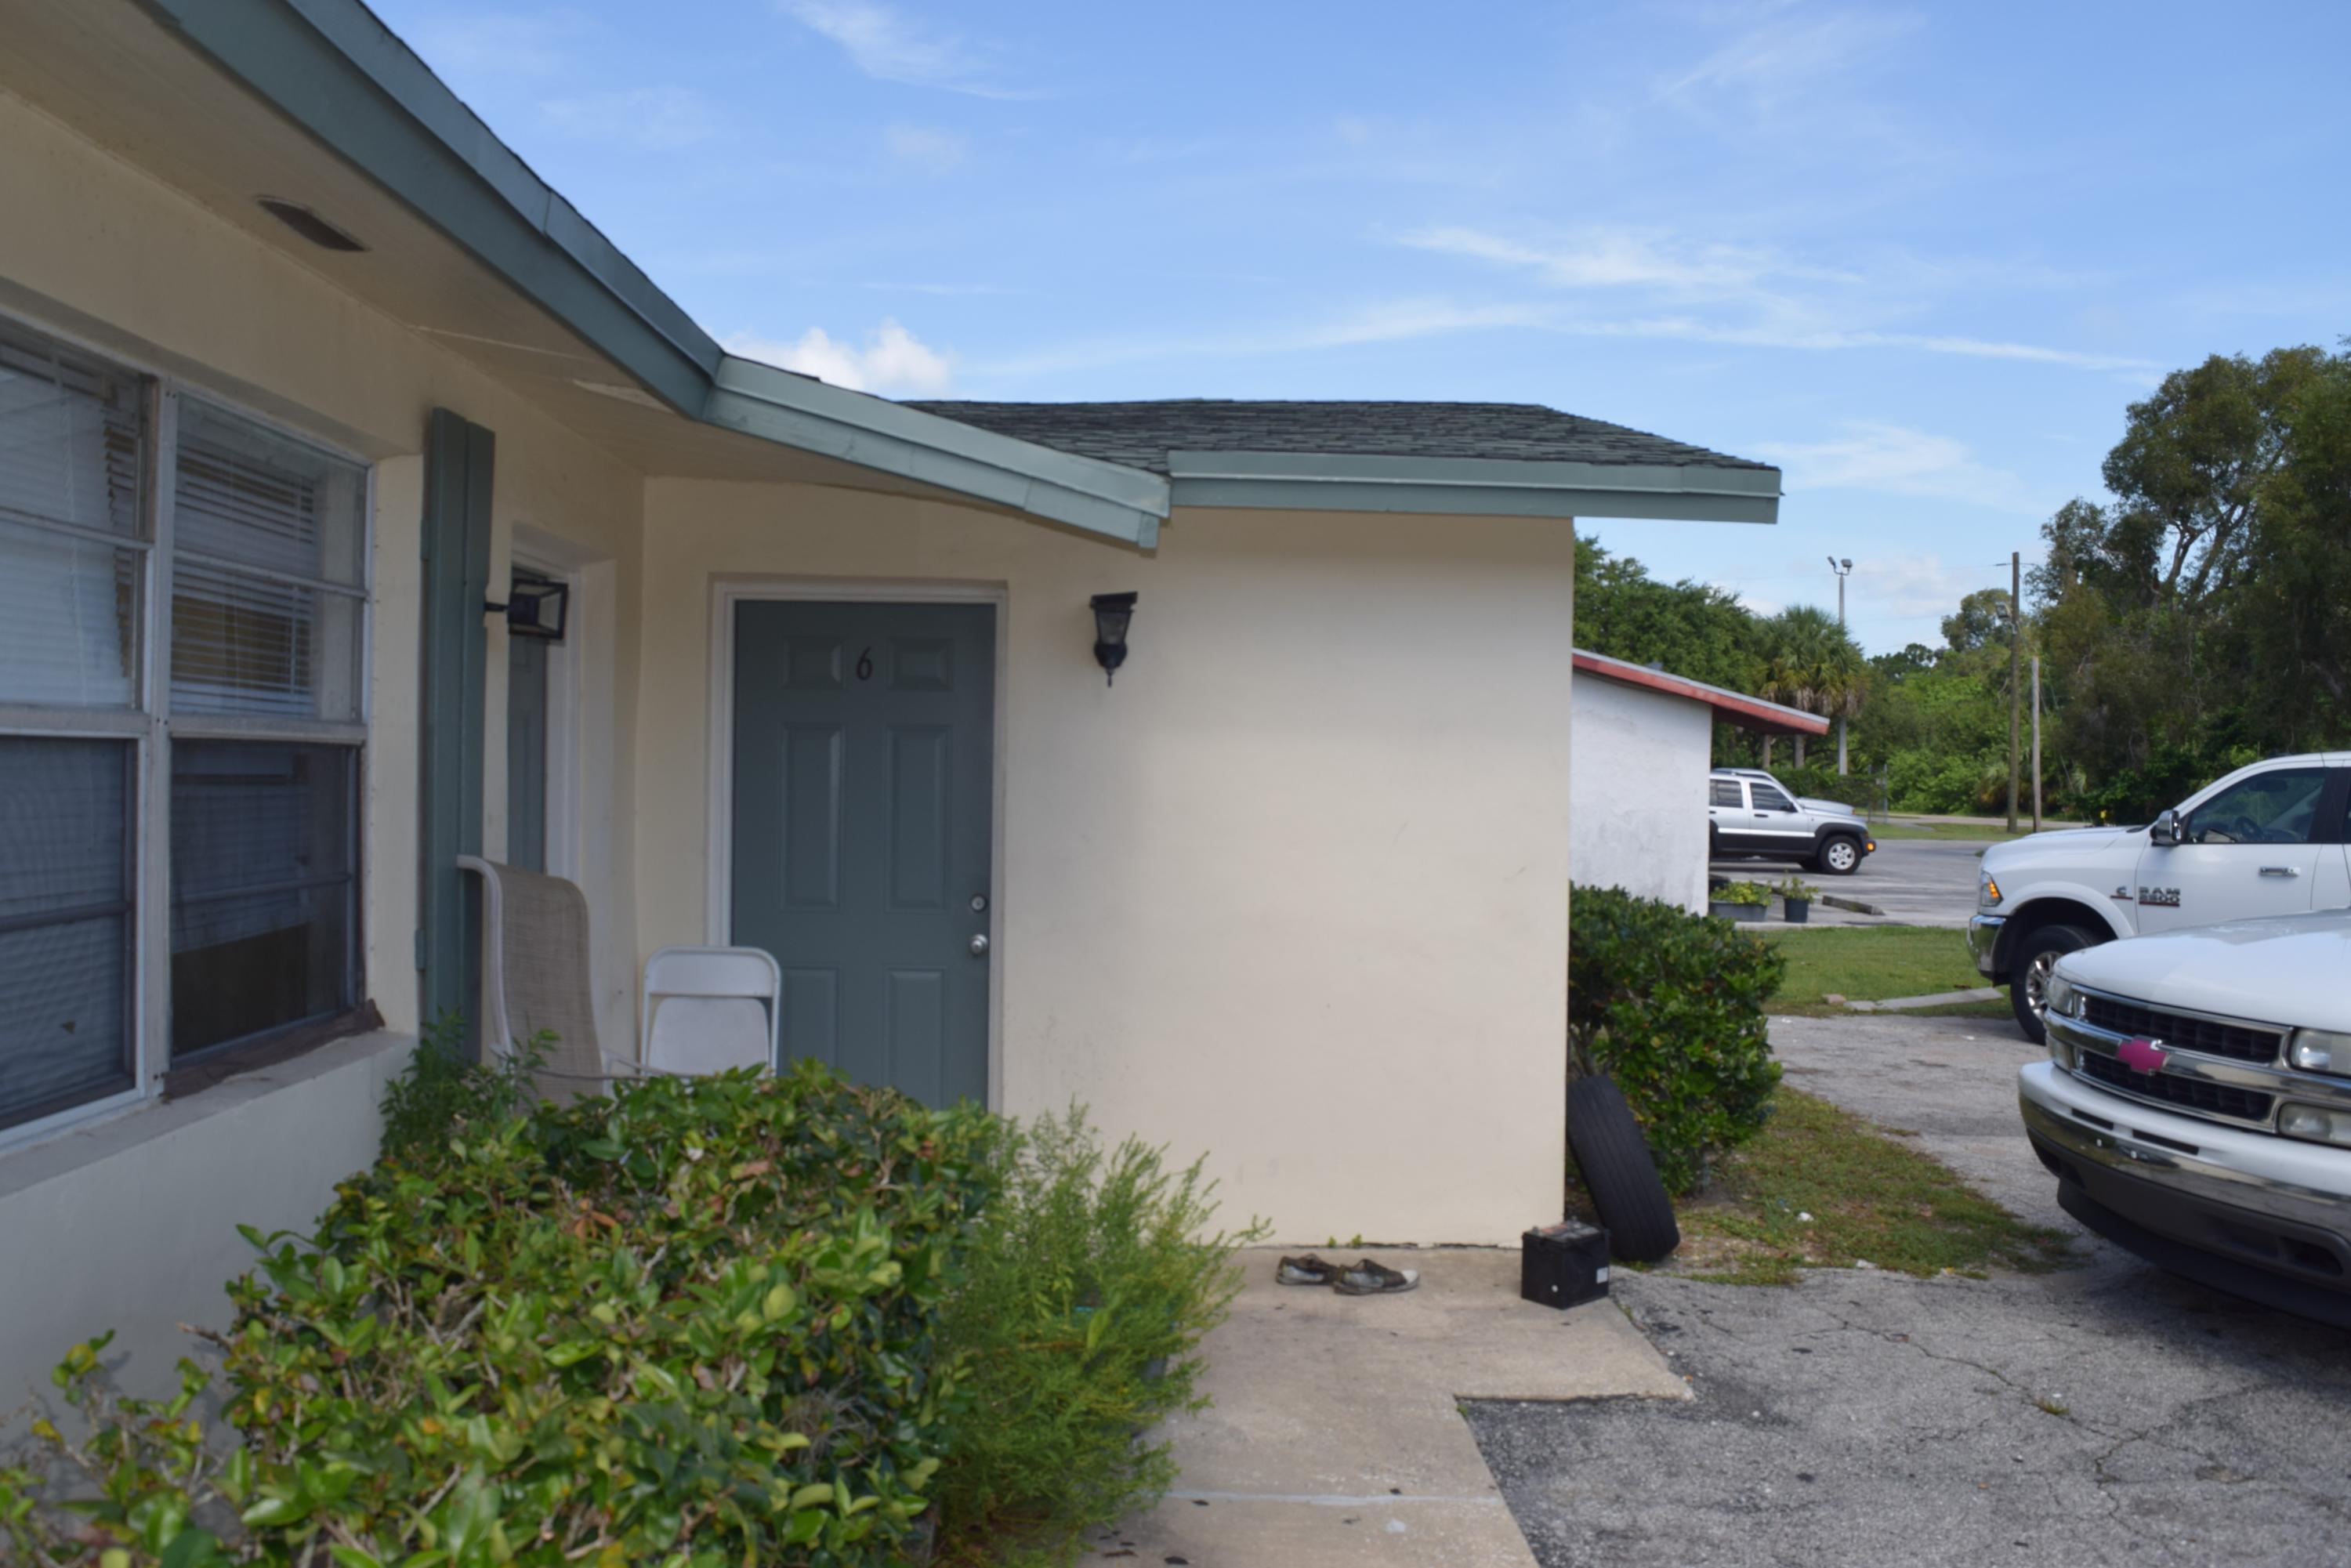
xmin=1755 ymin=605 xmax=1867 ymax=769
xmin=1573 ymin=537 xmax=1759 ymax=693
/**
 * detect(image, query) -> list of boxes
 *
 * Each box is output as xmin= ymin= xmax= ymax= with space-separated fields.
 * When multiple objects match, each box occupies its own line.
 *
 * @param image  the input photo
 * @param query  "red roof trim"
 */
xmin=1573 ymin=649 xmax=1829 ymax=736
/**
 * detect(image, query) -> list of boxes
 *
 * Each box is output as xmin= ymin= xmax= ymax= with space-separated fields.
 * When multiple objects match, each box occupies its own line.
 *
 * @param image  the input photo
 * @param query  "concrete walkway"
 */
xmin=1110 ymin=1247 xmax=1686 ymax=1566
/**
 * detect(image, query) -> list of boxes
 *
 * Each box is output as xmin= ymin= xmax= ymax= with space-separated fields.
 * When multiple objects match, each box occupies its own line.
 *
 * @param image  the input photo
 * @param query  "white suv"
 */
xmin=1971 ymin=754 xmax=2351 ymax=1041
xmin=1707 ymin=769 xmax=1876 ymax=875
xmin=2020 ymin=910 xmax=2351 ymax=1327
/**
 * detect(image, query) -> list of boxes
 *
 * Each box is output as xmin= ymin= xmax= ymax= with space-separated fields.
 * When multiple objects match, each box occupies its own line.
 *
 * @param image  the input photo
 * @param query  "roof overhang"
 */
xmin=126 ymin=0 xmax=1173 ymax=547
xmin=1167 ymin=451 xmax=1780 ymax=524
xmin=1573 ymin=650 xmax=1827 ymax=735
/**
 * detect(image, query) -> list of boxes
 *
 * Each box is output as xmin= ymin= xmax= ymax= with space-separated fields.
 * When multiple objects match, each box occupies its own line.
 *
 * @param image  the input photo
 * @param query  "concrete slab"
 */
xmin=1846 ymin=985 xmax=2001 ymax=1012
xmin=1110 ymin=1246 xmax=1686 ymax=1566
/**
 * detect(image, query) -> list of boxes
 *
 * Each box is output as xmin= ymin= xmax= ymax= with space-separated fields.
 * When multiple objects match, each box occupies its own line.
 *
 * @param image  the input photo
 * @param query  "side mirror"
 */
xmin=2149 ymin=809 xmax=2181 ymax=847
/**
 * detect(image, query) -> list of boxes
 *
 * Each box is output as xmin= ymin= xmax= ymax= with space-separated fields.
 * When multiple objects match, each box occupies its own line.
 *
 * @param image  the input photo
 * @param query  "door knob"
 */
xmin=969 ymin=933 xmax=990 ymax=956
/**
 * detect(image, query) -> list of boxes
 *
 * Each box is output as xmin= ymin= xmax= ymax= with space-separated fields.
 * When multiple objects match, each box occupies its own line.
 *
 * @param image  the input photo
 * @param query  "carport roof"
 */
xmin=1574 ymin=649 xmax=1829 ymax=735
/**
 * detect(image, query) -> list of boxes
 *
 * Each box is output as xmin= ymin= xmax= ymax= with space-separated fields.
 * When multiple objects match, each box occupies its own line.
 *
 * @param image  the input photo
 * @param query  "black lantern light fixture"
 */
xmin=1089 ymin=592 xmax=1137 ymax=686
xmin=488 ymin=573 xmax=570 ymax=642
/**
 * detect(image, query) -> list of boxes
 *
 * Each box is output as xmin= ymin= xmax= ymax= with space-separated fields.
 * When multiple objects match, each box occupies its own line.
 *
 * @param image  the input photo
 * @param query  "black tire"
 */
xmin=2009 ymin=923 xmax=2096 ymax=1045
xmin=1815 ymin=834 xmax=1863 ymax=876
xmin=1567 ymin=1076 xmax=1680 ymax=1263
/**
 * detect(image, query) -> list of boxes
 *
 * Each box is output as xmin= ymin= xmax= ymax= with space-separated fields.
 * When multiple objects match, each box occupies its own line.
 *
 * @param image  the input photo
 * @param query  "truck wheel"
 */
xmin=1815 ymin=835 xmax=1863 ymax=875
xmin=1567 ymin=1076 xmax=1680 ymax=1263
xmin=2009 ymin=923 xmax=2095 ymax=1045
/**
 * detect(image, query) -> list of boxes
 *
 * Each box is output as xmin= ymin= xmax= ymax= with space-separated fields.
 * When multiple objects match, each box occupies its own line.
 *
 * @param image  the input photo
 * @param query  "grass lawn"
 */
xmin=1763 ymin=924 xmax=2006 ymax=1018
xmin=1661 ymin=1088 xmax=2075 ymax=1286
xmin=1865 ymin=820 xmax=2018 ymax=842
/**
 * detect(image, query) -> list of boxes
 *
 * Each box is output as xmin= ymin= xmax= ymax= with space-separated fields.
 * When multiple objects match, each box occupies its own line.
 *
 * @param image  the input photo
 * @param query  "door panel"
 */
xmin=733 ymin=601 xmax=994 ymax=1107
xmin=2132 ymin=766 xmax=2331 ymax=935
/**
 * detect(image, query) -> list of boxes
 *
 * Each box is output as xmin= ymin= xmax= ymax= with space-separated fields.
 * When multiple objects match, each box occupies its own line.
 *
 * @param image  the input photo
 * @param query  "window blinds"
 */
xmin=0 ymin=326 xmax=143 ymax=708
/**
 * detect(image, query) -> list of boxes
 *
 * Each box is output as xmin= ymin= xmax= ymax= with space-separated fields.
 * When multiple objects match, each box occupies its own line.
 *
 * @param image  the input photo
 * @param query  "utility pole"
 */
xmin=2007 ymin=551 xmax=2022 ymax=834
xmin=2031 ymin=654 xmax=2043 ymax=833
xmin=1828 ymin=556 xmax=1854 ymax=775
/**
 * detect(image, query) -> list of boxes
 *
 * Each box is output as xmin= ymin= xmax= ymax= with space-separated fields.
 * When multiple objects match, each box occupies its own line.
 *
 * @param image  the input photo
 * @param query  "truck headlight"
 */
xmin=2288 ymin=1030 xmax=2351 ymax=1075
xmin=2278 ymin=1103 xmax=2351 ymax=1147
xmin=2044 ymin=974 xmax=2080 ymax=1019
xmin=1980 ymin=873 xmax=2002 ymax=907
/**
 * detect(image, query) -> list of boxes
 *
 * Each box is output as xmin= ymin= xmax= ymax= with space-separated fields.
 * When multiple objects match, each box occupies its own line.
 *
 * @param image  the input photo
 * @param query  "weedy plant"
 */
xmin=932 ymin=1106 xmax=1263 ymax=1566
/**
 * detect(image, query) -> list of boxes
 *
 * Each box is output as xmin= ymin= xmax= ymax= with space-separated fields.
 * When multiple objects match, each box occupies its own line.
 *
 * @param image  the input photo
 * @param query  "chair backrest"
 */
xmin=640 ymin=945 xmax=782 ymax=1077
xmin=457 ymin=855 xmax=611 ymax=1103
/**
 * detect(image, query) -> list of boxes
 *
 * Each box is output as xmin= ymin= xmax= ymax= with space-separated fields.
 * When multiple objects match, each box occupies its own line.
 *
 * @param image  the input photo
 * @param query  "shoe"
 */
xmin=1332 ymin=1257 xmax=1419 ymax=1296
xmin=1276 ymin=1253 xmax=1342 ymax=1286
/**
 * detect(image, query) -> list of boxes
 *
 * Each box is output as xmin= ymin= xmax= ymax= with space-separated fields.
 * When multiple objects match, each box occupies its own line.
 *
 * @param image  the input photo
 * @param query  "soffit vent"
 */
xmin=256 ymin=197 xmax=367 ymax=252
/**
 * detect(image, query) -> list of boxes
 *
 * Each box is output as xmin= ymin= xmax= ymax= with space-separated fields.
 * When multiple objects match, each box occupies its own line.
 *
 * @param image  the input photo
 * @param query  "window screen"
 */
xmin=0 ymin=737 xmax=136 ymax=1128
xmin=169 ymin=741 xmax=356 ymax=1057
xmin=170 ymin=400 xmax=364 ymax=722
xmin=0 ymin=324 xmax=144 ymax=708
xmin=1709 ymin=780 xmax=1743 ymax=807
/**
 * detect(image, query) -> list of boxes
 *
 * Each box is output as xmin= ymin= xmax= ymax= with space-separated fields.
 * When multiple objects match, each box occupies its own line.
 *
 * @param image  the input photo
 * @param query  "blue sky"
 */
xmin=372 ymin=0 xmax=2351 ymax=654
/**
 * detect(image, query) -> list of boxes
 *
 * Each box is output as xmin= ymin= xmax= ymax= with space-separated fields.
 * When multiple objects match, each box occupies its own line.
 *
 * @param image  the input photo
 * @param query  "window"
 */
xmin=1751 ymin=783 xmax=1795 ymax=813
xmin=1709 ymin=779 xmax=1743 ymax=808
xmin=2183 ymin=768 xmax=2327 ymax=846
xmin=0 ymin=316 xmax=369 ymax=1135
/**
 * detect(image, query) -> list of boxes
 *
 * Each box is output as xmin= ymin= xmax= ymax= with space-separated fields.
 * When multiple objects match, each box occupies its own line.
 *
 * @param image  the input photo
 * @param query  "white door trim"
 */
xmin=705 ymin=574 xmax=1010 ymax=1108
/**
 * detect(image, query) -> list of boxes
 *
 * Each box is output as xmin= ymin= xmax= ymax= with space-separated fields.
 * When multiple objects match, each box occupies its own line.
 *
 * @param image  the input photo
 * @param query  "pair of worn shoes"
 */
xmin=1276 ymin=1253 xmax=1419 ymax=1295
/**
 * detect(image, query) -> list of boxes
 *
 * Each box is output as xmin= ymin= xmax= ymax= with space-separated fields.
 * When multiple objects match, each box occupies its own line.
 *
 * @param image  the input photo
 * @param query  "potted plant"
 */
xmin=1708 ymin=880 xmax=1771 ymax=922
xmin=1774 ymin=875 xmax=1819 ymax=924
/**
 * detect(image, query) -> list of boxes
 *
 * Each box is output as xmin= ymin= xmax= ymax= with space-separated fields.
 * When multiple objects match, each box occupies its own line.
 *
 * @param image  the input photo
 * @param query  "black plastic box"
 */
xmin=1520 ymin=1220 xmax=1611 ymax=1310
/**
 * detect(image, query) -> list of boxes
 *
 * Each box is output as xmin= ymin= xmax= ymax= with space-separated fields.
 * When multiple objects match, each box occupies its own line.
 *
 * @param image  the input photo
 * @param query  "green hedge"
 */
xmin=1568 ymin=885 xmax=1786 ymax=1194
xmin=2 ymin=1064 xmax=1002 ymax=1567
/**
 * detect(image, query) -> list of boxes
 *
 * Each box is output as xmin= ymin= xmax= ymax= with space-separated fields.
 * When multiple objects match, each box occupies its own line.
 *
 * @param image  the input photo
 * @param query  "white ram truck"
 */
xmin=1969 ymin=754 xmax=2351 ymax=1041
xmin=2019 ymin=911 xmax=2351 ymax=1327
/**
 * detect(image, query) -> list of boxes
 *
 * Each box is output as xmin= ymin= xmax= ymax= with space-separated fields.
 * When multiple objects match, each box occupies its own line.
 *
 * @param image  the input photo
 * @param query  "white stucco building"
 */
xmin=1570 ymin=650 xmax=1827 ymax=911
xmin=0 ymin=0 xmax=1784 ymax=1397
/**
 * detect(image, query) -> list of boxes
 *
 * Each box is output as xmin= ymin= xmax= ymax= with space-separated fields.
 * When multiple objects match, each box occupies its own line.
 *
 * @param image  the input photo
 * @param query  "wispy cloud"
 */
xmin=726 ymin=320 xmax=955 ymax=395
xmin=777 ymin=1 xmax=1038 ymax=99
xmin=1753 ymin=422 xmax=2045 ymax=512
xmin=539 ymin=86 xmax=715 ymax=148
xmin=1661 ymin=4 xmax=1923 ymax=116
xmin=883 ymin=122 xmax=969 ymax=174
xmin=975 ymin=296 xmax=1550 ymax=379
xmin=1397 ymin=223 xmax=2153 ymax=371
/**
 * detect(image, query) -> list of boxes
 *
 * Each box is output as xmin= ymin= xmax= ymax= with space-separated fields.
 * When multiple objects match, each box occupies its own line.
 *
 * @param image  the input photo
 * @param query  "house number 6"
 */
xmin=855 ymin=647 xmax=875 ymax=681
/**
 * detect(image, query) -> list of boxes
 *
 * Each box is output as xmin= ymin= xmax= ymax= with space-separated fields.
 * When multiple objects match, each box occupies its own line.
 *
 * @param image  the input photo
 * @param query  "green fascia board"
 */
xmin=708 ymin=358 xmax=1172 ymax=547
xmin=1165 ymin=451 xmax=1782 ymax=524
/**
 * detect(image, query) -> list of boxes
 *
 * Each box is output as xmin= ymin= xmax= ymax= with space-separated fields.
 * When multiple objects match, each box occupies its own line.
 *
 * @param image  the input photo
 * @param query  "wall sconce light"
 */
xmin=1090 ymin=592 xmax=1137 ymax=686
xmin=487 ymin=573 xmax=570 ymax=642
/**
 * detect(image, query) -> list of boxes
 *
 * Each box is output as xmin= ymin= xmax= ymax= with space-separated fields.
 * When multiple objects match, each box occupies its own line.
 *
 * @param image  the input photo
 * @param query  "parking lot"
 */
xmin=1470 ymin=1012 xmax=2351 ymax=1567
xmin=1713 ymin=835 xmax=1987 ymax=929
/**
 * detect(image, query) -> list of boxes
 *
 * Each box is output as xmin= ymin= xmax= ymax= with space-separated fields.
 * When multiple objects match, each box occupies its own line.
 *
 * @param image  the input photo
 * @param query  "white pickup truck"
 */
xmin=2019 ymin=910 xmax=2351 ymax=1327
xmin=1969 ymin=754 xmax=2351 ymax=1041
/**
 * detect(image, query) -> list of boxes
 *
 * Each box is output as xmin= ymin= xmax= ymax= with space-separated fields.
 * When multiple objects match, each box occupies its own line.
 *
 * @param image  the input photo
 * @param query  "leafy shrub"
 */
xmin=933 ymin=1107 xmax=1260 ymax=1565
xmin=375 ymin=1012 xmax=544 ymax=1161
xmin=2 ymin=1064 xmax=1002 ymax=1567
xmin=1712 ymin=879 xmax=1772 ymax=905
xmin=1568 ymin=885 xmax=1786 ymax=1194
xmin=1753 ymin=762 xmax=1867 ymax=813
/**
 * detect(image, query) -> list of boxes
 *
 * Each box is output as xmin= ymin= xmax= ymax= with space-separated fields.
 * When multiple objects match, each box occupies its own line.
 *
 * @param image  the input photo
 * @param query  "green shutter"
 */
xmin=418 ymin=409 xmax=494 ymax=1037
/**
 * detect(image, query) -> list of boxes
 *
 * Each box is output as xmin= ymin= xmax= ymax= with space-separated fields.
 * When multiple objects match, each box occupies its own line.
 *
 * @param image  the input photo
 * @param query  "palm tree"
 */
xmin=1756 ymin=606 xmax=1867 ymax=769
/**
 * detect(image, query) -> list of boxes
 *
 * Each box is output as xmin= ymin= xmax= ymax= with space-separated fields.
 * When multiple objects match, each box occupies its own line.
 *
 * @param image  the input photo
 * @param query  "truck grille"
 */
xmin=2076 ymin=1048 xmax=2274 ymax=1124
xmin=2080 ymin=994 xmax=2283 ymax=1066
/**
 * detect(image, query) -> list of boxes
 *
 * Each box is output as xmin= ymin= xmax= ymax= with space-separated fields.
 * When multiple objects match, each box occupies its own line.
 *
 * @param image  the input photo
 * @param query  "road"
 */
xmin=1713 ymin=836 xmax=1985 ymax=928
xmin=1470 ymin=1012 xmax=2351 ymax=1568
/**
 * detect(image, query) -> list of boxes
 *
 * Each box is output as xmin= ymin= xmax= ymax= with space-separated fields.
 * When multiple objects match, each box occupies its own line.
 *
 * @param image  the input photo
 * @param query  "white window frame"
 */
xmin=0 ymin=310 xmax=373 ymax=1153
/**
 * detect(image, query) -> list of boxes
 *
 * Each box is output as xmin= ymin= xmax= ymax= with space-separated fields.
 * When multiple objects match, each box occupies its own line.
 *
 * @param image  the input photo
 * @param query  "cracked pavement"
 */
xmin=1469 ymin=1013 xmax=2351 ymax=1567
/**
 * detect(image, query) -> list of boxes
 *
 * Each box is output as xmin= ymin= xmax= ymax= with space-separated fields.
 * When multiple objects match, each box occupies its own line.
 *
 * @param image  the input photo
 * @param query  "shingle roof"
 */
xmin=899 ymin=399 xmax=1771 ymax=476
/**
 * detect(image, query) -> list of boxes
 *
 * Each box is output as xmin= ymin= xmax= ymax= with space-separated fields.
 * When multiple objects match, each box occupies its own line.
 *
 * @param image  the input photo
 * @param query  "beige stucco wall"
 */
xmin=639 ymin=483 xmax=1576 ymax=1244
xmin=1570 ymin=677 xmax=1715 ymax=912
xmin=0 ymin=89 xmax=645 ymax=1393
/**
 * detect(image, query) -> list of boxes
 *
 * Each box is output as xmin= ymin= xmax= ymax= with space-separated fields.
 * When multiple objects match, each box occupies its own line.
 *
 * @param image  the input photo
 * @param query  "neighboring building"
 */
xmin=0 ymin=0 xmax=1781 ymax=1396
xmin=1570 ymin=650 xmax=1827 ymax=911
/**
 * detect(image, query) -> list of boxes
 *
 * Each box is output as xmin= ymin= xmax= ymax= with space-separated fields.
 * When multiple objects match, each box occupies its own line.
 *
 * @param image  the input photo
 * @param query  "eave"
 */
xmin=1168 ymin=452 xmax=1781 ymax=525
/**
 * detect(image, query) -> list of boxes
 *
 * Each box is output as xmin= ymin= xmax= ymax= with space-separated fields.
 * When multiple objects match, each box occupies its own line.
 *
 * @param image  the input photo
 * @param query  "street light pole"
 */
xmin=1828 ymin=556 xmax=1854 ymax=775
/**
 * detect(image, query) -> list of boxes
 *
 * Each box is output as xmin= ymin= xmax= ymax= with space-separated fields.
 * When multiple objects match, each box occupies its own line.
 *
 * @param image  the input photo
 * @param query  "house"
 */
xmin=1569 ymin=651 xmax=1829 ymax=911
xmin=0 ymin=0 xmax=1781 ymax=1398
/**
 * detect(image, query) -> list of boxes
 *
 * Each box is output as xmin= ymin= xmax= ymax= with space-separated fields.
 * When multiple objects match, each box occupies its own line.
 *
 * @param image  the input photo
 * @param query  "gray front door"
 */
xmin=730 ymin=600 xmax=994 ymax=1106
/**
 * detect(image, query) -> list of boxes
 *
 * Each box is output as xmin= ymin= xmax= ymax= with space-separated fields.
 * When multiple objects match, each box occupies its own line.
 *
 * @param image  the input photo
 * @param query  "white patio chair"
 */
xmin=458 ymin=855 xmax=632 ymax=1103
xmin=639 ymin=944 xmax=783 ymax=1077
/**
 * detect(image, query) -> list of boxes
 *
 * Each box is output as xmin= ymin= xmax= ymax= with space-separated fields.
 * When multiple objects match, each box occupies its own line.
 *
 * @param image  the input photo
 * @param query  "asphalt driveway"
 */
xmin=1469 ymin=1013 xmax=2351 ymax=1568
xmin=1713 ymin=837 xmax=1984 ymax=928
